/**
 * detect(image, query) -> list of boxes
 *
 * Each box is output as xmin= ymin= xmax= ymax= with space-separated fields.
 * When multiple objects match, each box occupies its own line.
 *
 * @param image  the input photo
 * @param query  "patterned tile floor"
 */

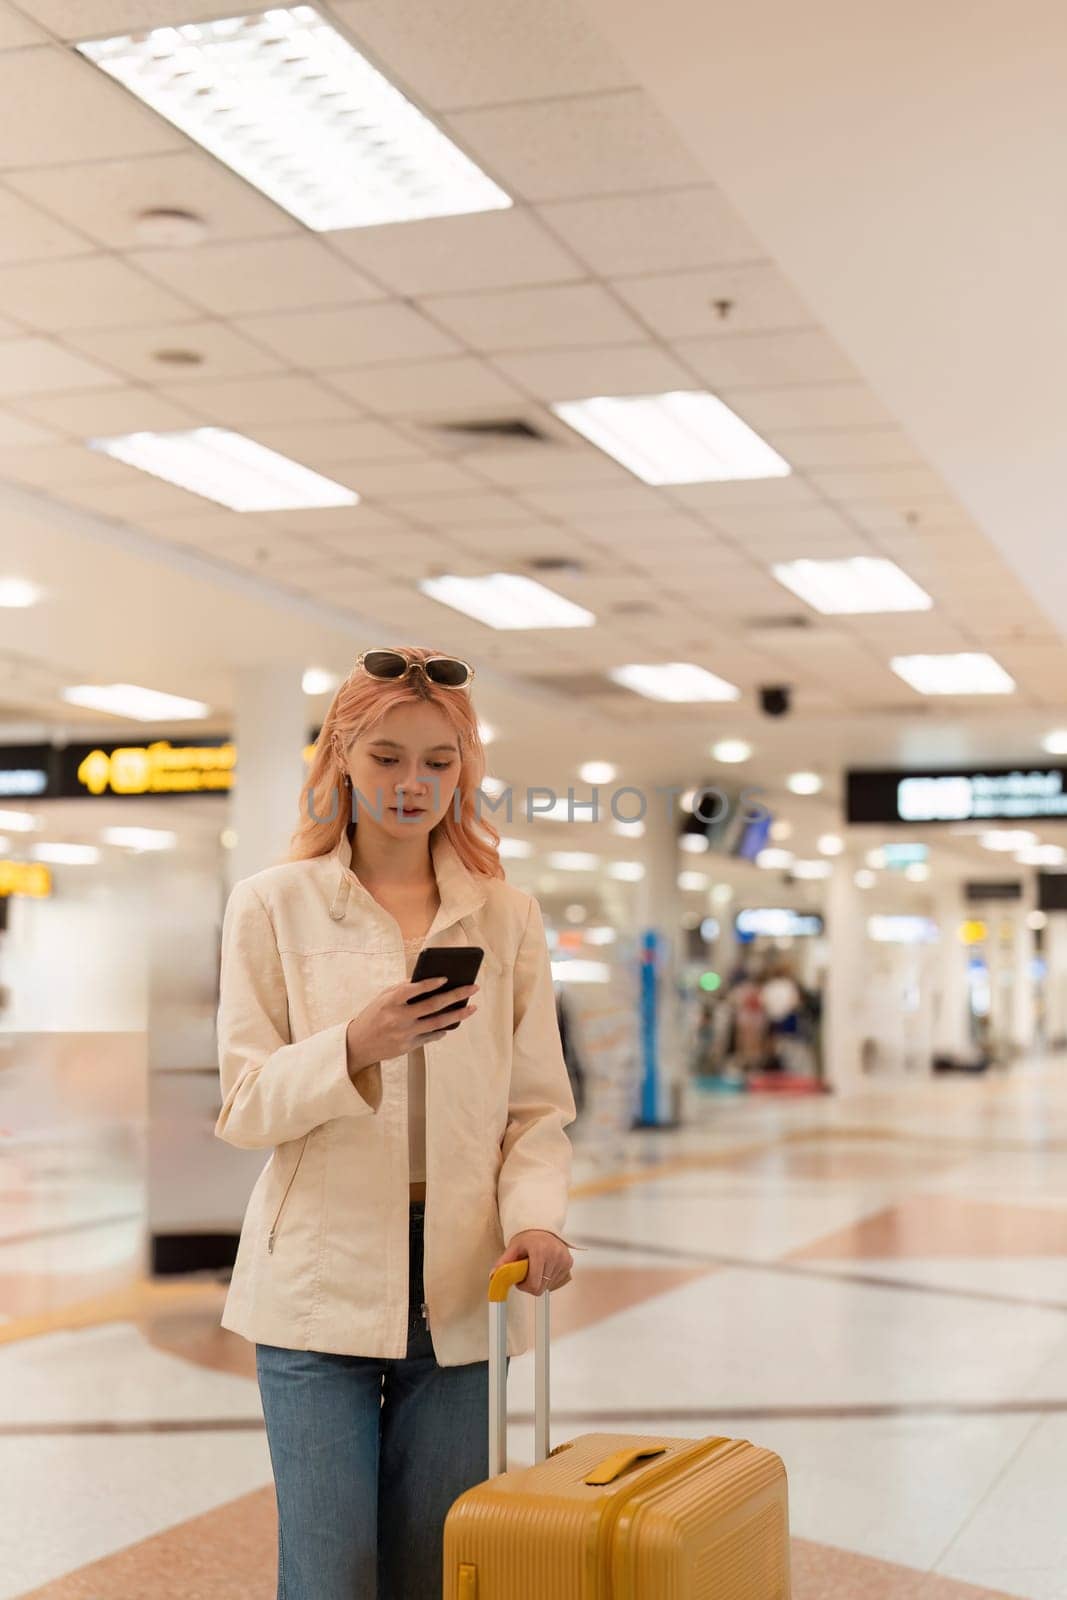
xmin=5 ymin=1057 xmax=1067 ymax=1597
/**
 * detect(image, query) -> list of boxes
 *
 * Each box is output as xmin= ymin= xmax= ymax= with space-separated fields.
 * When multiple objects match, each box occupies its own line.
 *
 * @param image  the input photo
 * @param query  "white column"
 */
xmin=1046 ymin=914 xmax=1067 ymax=1048
xmin=824 ymin=858 xmax=866 ymax=1092
xmin=933 ymin=882 xmax=970 ymax=1056
xmin=634 ymin=788 xmax=685 ymax=1123
xmin=228 ymin=664 xmax=308 ymax=890
xmin=1011 ymin=882 xmax=1036 ymax=1053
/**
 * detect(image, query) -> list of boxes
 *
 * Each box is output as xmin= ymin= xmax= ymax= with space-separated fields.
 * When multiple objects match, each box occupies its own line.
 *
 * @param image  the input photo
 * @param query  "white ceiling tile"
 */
xmin=327 ymin=356 xmax=524 ymax=418
xmin=840 ymin=614 xmax=971 ymax=653
xmin=54 ymin=475 xmax=210 ymax=518
xmin=131 ymin=237 xmax=382 ymax=317
xmin=0 ymin=4 xmax=45 ymax=46
xmin=0 ymin=439 xmax=144 ymax=487
xmin=665 ymin=474 xmax=820 ymax=511
xmin=0 ymin=408 xmax=57 ymax=446
xmin=6 ymin=151 xmax=296 ymax=250
xmin=807 ymin=465 xmax=951 ymax=503
xmin=0 ymin=254 xmax=196 ymax=331
xmin=751 ymin=534 xmax=874 ymax=564
xmin=767 ymin=428 xmax=923 ymax=470
xmin=723 ymin=383 xmax=896 ymax=432
xmin=0 ymin=185 xmax=91 ymax=264
xmin=0 ymin=336 xmax=122 ymax=397
xmin=700 ymin=504 xmax=855 ymax=541
xmin=465 ymin=444 xmax=630 ymax=490
xmin=675 ymin=329 xmax=859 ymax=389
xmin=0 ymin=313 xmax=20 ymax=337
xmin=341 ymin=458 xmax=481 ymax=498
xmin=15 ymin=384 xmax=201 ymax=436
xmin=421 ymin=283 xmax=643 ymax=353
xmin=537 ymin=188 xmax=764 ymax=277
xmin=382 ymin=491 xmax=532 ymax=528
xmin=332 ymin=0 xmax=634 ymax=109
xmin=19 ymin=1 xmax=246 ymax=37
xmin=331 ymin=209 xmax=579 ymax=296
xmin=445 ymin=89 xmax=707 ymax=203
xmin=138 ymin=509 xmax=266 ymax=548
xmin=515 ymin=482 xmax=666 ymax=520
xmin=492 ymin=343 xmax=693 ymax=401
xmin=0 ymin=47 xmax=182 ymax=167
xmin=239 ymin=302 xmax=459 ymax=369
xmin=156 ymin=375 xmax=359 ymax=428
xmin=62 ymin=321 xmax=284 ymax=384
xmin=840 ymin=497 xmax=965 ymax=534
xmin=610 ymin=262 xmax=814 ymax=341
xmin=574 ymin=511 xmax=727 ymax=548
xmin=259 ymin=503 xmax=411 ymax=537
xmin=246 ymin=420 xmax=422 ymax=468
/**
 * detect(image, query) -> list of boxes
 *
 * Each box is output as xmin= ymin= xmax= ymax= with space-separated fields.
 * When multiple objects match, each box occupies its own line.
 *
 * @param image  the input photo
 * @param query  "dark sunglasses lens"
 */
xmin=363 ymin=650 xmax=408 ymax=680
xmin=425 ymin=658 xmax=469 ymax=687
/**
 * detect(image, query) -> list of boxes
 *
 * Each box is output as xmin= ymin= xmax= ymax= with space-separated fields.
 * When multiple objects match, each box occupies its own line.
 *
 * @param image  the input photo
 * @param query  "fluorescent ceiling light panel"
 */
xmin=552 ymin=391 xmax=789 ymax=485
xmin=1042 ymin=730 xmax=1067 ymax=755
xmin=419 ymin=573 xmax=595 ymax=630
xmin=89 ymin=428 xmax=357 ymax=512
xmin=0 ymin=577 xmax=42 ymax=607
xmin=1018 ymin=844 xmax=1067 ymax=865
xmin=712 ymin=739 xmax=753 ymax=764
xmin=496 ymin=836 xmax=532 ymax=859
xmin=102 ymin=826 xmax=178 ymax=851
xmin=607 ymin=860 xmax=645 ymax=881
xmin=547 ymin=851 xmax=600 ymax=871
xmin=772 ymin=557 xmax=933 ymax=615
xmin=786 ymin=771 xmax=823 ymax=796
xmin=891 ymin=652 xmax=1016 ymax=696
xmin=31 ymin=842 xmax=101 ymax=865
xmin=302 ymin=668 xmax=340 ymax=695
xmin=791 ymin=859 xmax=832 ymax=879
xmin=61 ymin=683 xmax=210 ymax=721
xmin=76 ymin=8 xmax=511 ymax=232
xmin=608 ymin=663 xmax=741 ymax=703
xmin=0 ymin=810 xmax=38 ymax=832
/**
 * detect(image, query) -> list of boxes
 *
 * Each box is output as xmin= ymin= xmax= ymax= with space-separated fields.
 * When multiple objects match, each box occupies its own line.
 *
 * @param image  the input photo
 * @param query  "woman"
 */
xmin=214 ymin=646 xmax=579 ymax=1599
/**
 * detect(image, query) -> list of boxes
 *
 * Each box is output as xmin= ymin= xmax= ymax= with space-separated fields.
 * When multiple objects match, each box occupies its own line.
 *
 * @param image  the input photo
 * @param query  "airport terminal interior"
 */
xmin=2 ymin=1 xmax=1067 ymax=1596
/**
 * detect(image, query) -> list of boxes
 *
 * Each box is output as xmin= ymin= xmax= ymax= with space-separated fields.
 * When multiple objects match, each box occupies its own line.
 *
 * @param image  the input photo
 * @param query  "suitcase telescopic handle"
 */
xmin=487 ymin=1261 xmax=551 ymax=1477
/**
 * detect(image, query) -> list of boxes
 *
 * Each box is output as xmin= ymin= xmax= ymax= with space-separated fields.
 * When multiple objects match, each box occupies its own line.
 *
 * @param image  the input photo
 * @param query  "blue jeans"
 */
xmin=256 ymin=1201 xmax=502 ymax=1600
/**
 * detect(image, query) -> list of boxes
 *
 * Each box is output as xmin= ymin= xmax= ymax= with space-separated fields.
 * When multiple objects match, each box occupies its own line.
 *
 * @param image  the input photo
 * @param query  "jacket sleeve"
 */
xmin=497 ymin=895 xmax=585 ymax=1251
xmin=214 ymin=879 xmax=381 ymax=1151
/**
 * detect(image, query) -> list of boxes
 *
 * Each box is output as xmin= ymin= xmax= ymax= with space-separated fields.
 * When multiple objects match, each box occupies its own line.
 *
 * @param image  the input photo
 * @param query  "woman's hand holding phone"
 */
xmin=346 ymin=976 xmax=480 ymax=1077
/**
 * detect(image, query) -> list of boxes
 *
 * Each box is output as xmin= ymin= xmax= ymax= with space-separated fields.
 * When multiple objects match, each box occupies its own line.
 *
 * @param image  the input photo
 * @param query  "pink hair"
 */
xmin=287 ymin=645 xmax=504 ymax=880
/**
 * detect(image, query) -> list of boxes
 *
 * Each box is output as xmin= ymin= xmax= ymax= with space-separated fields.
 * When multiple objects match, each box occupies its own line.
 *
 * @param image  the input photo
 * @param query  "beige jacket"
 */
xmin=214 ymin=823 xmax=579 ymax=1367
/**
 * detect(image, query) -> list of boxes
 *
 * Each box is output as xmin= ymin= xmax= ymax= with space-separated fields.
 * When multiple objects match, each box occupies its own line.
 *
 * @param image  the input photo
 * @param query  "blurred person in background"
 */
xmin=214 ymin=645 xmax=580 ymax=1600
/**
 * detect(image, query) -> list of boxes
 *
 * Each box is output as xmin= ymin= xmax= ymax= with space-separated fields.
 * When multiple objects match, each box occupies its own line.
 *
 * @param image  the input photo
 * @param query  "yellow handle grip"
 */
xmin=584 ymin=1445 xmax=667 ymax=1485
xmin=488 ymin=1260 xmax=529 ymax=1302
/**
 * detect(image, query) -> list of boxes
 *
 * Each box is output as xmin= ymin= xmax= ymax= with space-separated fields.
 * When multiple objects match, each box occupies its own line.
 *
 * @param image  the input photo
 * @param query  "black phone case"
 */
xmin=406 ymin=945 xmax=484 ymax=1030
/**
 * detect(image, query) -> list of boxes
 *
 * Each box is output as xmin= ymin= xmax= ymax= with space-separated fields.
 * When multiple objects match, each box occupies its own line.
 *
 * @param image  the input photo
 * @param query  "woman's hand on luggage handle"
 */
xmin=491 ymin=1231 xmax=573 ymax=1296
xmin=346 ymin=976 xmax=480 ymax=1073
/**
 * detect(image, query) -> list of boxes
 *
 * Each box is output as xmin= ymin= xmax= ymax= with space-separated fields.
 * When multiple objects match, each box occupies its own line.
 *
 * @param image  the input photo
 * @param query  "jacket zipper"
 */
xmin=267 ymin=1133 xmax=311 ymax=1254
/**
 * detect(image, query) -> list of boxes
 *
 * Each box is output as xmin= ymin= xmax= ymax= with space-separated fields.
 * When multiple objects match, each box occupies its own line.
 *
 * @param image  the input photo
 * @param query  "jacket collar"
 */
xmin=327 ymin=822 xmax=489 ymax=939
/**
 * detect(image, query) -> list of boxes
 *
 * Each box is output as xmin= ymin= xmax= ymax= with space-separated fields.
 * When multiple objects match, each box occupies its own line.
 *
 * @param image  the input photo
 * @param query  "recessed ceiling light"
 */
xmin=772 ymin=557 xmax=933 ymax=615
xmin=89 ymin=428 xmax=358 ymax=512
xmin=756 ymin=847 xmax=794 ymax=870
xmin=770 ymin=819 xmax=793 ymax=842
xmin=711 ymin=739 xmax=753 ymax=764
xmin=981 ymin=829 xmax=1038 ymax=852
xmin=791 ymin=859 xmax=832 ymax=879
xmin=31 ymin=842 xmax=100 ymax=865
xmin=585 ymin=925 xmax=617 ymax=945
xmin=866 ymin=847 xmax=888 ymax=869
xmin=60 ymin=683 xmax=210 ymax=721
xmin=1018 ymin=844 xmax=1067 ymax=866
xmin=680 ymin=833 xmax=710 ymax=853
xmin=76 ymin=7 xmax=511 ymax=232
xmin=890 ymin=652 xmax=1016 ymax=696
xmin=547 ymin=851 xmax=600 ymax=871
xmin=419 ymin=573 xmax=595 ymax=630
xmin=579 ymin=760 xmax=617 ymax=784
xmin=678 ymin=870 xmax=709 ymax=891
xmin=1042 ymin=730 xmax=1067 ymax=756
xmin=0 ymin=809 xmax=38 ymax=832
xmin=607 ymin=860 xmax=645 ymax=881
xmin=101 ymin=826 xmax=177 ymax=851
xmin=854 ymin=868 xmax=877 ymax=888
xmin=477 ymin=721 xmax=497 ymax=745
xmin=818 ymin=833 xmax=845 ymax=856
xmin=551 ymin=390 xmax=790 ymax=484
xmin=481 ymin=775 xmax=508 ymax=797
xmin=0 ymin=577 xmax=42 ymax=608
xmin=302 ymin=668 xmax=340 ymax=696
xmin=904 ymin=862 xmax=930 ymax=881
xmin=497 ymin=836 xmax=532 ymax=859
xmin=786 ymin=771 xmax=823 ymax=796
xmin=608 ymin=663 xmax=741 ymax=703
xmin=611 ymin=818 xmax=645 ymax=839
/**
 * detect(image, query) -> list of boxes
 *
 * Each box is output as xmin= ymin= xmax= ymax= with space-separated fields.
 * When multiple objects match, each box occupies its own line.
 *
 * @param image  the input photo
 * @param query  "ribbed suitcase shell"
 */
xmin=442 ymin=1263 xmax=791 ymax=1599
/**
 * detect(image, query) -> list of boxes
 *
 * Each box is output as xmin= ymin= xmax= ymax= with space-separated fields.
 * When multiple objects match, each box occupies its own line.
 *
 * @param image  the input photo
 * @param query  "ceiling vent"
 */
xmin=421 ymin=416 xmax=552 ymax=447
xmin=742 ymin=613 xmax=812 ymax=632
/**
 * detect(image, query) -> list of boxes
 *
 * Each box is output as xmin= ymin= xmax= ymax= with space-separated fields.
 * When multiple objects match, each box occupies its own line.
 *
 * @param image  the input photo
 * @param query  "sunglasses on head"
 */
xmin=356 ymin=649 xmax=474 ymax=689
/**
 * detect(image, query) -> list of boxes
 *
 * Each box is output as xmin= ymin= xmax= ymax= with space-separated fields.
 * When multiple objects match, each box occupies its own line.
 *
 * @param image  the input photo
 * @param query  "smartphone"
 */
xmin=406 ymin=945 xmax=484 ymax=1031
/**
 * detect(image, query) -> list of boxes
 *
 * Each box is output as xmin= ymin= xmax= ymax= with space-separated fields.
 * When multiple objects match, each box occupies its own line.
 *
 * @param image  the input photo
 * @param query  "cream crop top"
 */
xmin=403 ymin=937 xmax=427 ymax=1183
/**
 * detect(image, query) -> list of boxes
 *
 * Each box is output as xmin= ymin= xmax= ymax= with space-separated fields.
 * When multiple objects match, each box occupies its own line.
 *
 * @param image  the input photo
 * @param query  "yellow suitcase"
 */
xmin=443 ymin=1259 xmax=792 ymax=1599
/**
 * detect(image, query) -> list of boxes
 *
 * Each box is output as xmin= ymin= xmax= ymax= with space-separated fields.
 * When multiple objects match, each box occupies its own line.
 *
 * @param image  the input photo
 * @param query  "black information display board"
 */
xmin=847 ymin=765 xmax=1067 ymax=827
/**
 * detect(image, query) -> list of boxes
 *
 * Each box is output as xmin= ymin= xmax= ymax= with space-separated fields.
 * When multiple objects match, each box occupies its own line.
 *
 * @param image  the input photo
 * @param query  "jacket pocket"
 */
xmin=267 ymin=1132 xmax=311 ymax=1255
